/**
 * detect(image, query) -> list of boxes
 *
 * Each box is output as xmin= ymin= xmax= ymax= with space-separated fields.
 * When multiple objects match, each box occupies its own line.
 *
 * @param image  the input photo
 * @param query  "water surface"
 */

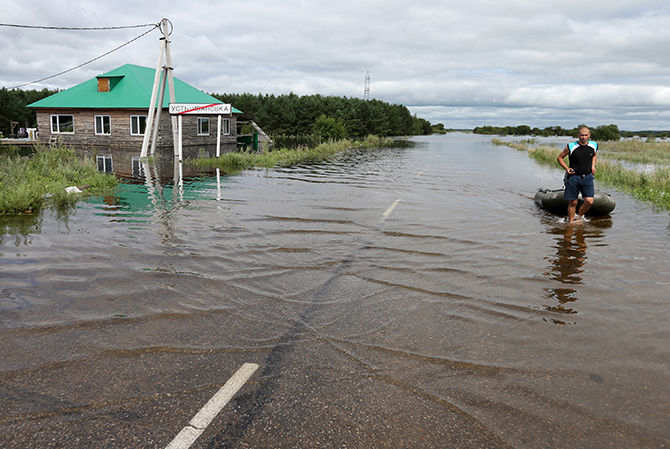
xmin=1 ymin=133 xmax=668 ymax=448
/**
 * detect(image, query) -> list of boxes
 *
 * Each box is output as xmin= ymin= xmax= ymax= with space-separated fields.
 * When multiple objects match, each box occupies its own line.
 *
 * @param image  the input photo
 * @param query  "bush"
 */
xmin=0 ymin=145 xmax=117 ymax=214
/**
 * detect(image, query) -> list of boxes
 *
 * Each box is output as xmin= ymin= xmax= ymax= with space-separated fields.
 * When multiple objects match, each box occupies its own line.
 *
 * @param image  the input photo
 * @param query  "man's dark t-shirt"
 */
xmin=567 ymin=140 xmax=597 ymax=175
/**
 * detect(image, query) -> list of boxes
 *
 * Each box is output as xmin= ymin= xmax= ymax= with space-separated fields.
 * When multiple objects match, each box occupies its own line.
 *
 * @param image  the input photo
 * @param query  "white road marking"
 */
xmin=380 ymin=198 xmax=401 ymax=222
xmin=165 ymin=362 xmax=259 ymax=449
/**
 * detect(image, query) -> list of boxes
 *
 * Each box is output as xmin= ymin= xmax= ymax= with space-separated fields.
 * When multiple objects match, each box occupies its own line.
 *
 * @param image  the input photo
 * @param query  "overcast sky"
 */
xmin=2 ymin=0 xmax=670 ymax=130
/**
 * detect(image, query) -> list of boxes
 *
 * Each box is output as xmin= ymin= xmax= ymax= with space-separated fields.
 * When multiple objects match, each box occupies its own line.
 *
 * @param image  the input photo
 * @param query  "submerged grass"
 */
xmin=189 ymin=135 xmax=394 ymax=173
xmin=0 ymin=145 xmax=118 ymax=214
xmin=492 ymin=138 xmax=670 ymax=210
xmin=599 ymin=139 xmax=670 ymax=165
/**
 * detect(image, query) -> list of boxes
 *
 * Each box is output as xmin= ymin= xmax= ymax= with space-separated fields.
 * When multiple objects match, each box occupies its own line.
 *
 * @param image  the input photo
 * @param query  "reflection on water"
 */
xmin=0 ymin=157 xmax=227 ymax=250
xmin=0 ymin=155 xmax=201 ymax=246
xmin=543 ymin=218 xmax=611 ymax=324
xmin=0 ymin=213 xmax=43 ymax=247
xmin=0 ymin=200 xmax=82 ymax=247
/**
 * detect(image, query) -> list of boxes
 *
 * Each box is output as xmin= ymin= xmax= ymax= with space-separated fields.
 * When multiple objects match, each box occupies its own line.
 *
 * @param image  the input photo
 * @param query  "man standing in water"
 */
xmin=557 ymin=126 xmax=598 ymax=224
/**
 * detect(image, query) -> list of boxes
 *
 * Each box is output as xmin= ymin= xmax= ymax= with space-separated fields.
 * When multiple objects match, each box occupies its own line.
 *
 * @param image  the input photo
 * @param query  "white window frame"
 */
xmin=50 ymin=114 xmax=74 ymax=134
xmin=96 ymin=155 xmax=113 ymax=173
xmin=197 ymin=117 xmax=210 ymax=136
xmin=94 ymin=115 xmax=111 ymax=135
xmin=130 ymin=115 xmax=147 ymax=136
xmin=222 ymin=118 xmax=231 ymax=135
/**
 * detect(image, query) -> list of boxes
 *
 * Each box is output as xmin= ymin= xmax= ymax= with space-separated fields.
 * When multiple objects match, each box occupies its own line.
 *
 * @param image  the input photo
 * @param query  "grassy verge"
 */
xmin=189 ymin=135 xmax=395 ymax=173
xmin=0 ymin=145 xmax=118 ymax=214
xmin=492 ymin=138 xmax=670 ymax=210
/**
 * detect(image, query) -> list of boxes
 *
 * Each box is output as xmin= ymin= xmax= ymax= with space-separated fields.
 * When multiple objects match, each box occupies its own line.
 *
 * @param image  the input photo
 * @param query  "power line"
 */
xmin=9 ymin=25 xmax=159 ymax=89
xmin=0 ymin=22 xmax=158 ymax=30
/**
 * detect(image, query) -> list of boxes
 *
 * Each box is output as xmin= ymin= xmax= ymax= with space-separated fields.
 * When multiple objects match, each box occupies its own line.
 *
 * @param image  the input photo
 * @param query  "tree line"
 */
xmin=211 ymin=92 xmax=443 ymax=138
xmin=473 ymin=124 xmax=623 ymax=141
xmin=0 ymin=87 xmax=57 ymax=137
xmin=620 ymin=130 xmax=670 ymax=139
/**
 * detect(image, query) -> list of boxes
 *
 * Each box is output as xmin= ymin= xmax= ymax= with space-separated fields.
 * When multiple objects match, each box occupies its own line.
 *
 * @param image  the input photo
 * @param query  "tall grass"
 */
xmin=599 ymin=139 xmax=670 ymax=165
xmin=597 ymin=161 xmax=670 ymax=208
xmin=0 ymin=145 xmax=118 ymax=214
xmin=492 ymin=138 xmax=670 ymax=210
xmin=190 ymin=135 xmax=394 ymax=173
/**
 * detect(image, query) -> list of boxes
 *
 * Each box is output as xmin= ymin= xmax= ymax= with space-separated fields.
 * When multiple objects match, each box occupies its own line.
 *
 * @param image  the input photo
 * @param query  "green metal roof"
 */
xmin=28 ymin=64 xmax=242 ymax=113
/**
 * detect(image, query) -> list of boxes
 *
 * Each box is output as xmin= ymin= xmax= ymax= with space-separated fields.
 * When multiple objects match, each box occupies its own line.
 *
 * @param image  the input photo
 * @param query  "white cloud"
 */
xmin=2 ymin=0 xmax=670 ymax=129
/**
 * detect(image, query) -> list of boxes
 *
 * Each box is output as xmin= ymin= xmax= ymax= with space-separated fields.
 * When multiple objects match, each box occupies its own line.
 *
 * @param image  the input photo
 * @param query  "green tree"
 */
xmin=514 ymin=125 xmax=532 ymax=135
xmin=412 ymin=116 xmax=432 ymax=135
xmin=0 ymin=87 xmax=57 ymax=136
xmin=312 ymin=114 xmax=346 ymax=140
xmin=591 ymin=123 xmax=620 ymax=141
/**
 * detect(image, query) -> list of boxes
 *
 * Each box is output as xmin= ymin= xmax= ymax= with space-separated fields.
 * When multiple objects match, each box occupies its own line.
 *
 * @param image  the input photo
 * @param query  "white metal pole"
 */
xmin=216 ymin=115 xmax=222 ymax=157
xmin=140 ymin=29 xmax=166 ymax=158
xmin=150 ymin=66 xmax=168 ymax=156
xmin=178 ymin=114 xmax=183 ymax=161
xmin=216 ymin=168 xmax=221 ymax=201
xmin=173 ymin=158 xmax=183 ymax=202
xmin=178 ymin=160 xmax=184 ymax=201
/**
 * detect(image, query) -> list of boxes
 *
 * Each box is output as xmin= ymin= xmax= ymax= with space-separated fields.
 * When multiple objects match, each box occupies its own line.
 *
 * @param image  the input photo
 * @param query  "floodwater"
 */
xmin=1 ymin=133 xmax=669 ymax=448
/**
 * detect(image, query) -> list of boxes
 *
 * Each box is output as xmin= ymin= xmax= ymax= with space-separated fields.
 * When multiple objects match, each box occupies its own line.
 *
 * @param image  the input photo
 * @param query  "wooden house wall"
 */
xmin=34 ymin=109 xmax=238 ymax=158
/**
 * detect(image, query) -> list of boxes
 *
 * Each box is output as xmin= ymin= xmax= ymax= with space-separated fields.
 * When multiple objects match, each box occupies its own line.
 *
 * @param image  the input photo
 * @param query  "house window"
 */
xmin=97 ymin=155 xmax=113 ymax=173
xmin=95 ymin=115 xmax=111 ymax=135
xmin=51 ymin=114 xmax=74 ymax=134
xmin=197 ymin=117 xmax=210 ymax=136
xmin=223 ymin=118 xmax=230 ymax=135
xmin=130 ymin=115 xmax=147 ymax=135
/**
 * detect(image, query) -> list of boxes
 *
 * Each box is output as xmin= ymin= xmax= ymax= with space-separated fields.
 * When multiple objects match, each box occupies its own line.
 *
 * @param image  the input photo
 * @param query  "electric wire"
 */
xmin=0 ymin=23 xmax=158 ymax=30
xmin=8 ymin=25 xmax=159 ymax=89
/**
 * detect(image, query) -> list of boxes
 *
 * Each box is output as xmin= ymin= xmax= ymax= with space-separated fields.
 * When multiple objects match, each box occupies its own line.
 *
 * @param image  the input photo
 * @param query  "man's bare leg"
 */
xmin=568 ymin=199 xmax=579 ymax=223
xmin=577 ymin=197 xmax=594 ymax=217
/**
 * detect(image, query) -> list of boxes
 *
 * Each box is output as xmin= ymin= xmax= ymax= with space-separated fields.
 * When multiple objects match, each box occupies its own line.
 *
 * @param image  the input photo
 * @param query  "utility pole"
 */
xmin=364 ymin=71 xmax=370 ymax=101
xmin=140 ymin=18 xmax=177 ymax=158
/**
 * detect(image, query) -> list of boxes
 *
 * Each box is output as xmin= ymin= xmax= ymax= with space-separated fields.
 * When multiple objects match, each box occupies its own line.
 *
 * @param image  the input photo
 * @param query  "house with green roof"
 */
xmin=28 ymin=64 xmax=243 ymax=157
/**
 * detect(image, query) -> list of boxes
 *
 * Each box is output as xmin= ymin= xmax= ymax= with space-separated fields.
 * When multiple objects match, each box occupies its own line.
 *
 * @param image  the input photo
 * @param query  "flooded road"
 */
xmin=1 ymin=133 xmax=669 ymax=448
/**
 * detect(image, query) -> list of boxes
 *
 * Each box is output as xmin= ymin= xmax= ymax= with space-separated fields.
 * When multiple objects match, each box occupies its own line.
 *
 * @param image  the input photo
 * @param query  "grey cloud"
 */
xmin=2 ymin=0 xmax=670 ymax=130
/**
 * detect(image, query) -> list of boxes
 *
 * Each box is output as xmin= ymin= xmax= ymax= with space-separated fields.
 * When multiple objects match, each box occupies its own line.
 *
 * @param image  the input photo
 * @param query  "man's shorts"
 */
xmin=564 ymin=173 xmax=595 ymax=200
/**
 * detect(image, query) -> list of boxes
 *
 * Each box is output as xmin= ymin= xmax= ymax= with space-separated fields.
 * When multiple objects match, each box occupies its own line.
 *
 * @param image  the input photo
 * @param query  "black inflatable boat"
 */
xmin=534 ymin=188 xmax=616 ymax=215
